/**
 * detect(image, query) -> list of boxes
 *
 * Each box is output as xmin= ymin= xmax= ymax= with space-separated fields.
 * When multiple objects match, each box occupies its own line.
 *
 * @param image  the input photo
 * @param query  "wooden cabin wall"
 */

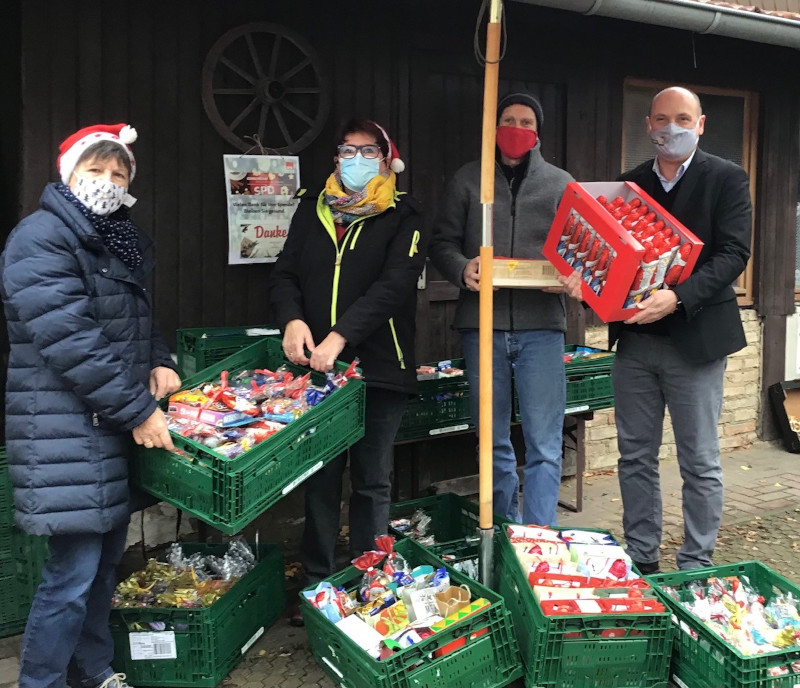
xmin=10 ymin=0 xmax=800 ymax=448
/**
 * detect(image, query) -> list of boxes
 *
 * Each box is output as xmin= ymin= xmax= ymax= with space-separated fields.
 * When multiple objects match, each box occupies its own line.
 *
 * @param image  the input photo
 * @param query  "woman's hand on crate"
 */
xmin=284 ymin=320 xmax=316 ymax=365
xmin=149 ymin=366 xmax=181 ymax=401
xmin=310 ymin=332 xmax=346 ymax=373
xmin=132 ymin=408 xmax=174 ymax=451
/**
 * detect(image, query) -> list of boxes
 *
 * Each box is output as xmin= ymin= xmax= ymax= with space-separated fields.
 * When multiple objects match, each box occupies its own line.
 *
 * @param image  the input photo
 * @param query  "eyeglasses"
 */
xmin=337 ymin=144 xmax=383 ymax=160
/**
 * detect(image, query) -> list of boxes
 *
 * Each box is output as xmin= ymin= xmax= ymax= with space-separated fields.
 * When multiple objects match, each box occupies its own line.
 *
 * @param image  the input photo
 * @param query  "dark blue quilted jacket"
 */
xmin=0 ymin=184 xmax=175 ymax=536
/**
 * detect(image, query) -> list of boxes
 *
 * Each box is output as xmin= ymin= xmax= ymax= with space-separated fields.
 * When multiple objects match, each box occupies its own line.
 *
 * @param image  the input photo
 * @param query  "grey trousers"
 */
xmin=613 ymin=331 xmax=726 ymax=570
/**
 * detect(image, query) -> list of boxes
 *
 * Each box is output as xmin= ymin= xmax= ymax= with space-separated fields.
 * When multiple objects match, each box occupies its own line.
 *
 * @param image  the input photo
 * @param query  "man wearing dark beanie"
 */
xmin=430 ymin=92 xmax=575 ymax=526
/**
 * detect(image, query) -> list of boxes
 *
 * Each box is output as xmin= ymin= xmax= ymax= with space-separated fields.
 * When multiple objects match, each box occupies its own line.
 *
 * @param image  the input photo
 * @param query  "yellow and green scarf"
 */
xmin=323 ymin=171 xmax=396 ymax=225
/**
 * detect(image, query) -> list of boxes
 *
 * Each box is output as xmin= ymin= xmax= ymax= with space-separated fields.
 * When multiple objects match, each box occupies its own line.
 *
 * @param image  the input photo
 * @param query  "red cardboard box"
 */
xmin=543 ymin=182 xmax=703 ymax=322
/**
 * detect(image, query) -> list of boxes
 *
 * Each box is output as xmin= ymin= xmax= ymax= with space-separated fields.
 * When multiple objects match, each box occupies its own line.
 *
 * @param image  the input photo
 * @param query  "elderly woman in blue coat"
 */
xmin=1 ymin=123 xmax=181 ymax=688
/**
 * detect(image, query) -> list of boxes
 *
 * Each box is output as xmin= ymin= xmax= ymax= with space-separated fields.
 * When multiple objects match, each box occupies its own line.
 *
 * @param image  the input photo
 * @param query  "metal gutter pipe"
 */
xmin=512 ymin=0 xmax=800 ymax=50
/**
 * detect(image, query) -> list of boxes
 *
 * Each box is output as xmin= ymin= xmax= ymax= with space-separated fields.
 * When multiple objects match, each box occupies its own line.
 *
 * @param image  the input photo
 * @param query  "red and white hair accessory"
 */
xmin=371 ymin=121 xmax=405 ymax=174
xmin=57 ymin=123 xmax=138 ymax=185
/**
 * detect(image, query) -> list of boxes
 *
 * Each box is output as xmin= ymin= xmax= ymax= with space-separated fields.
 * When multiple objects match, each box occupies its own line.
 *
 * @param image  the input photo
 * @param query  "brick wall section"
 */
xmin=582 ymin=309 xmax=762 ymax=470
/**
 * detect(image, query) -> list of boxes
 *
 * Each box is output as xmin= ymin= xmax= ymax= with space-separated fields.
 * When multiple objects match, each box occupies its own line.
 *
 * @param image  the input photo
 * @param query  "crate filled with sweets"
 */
xmin=496 ymin=523 xmax=674 ymax=688
xmin=176 ymin=325 xmax=279 ymax=378
xmin=130 ymin=337 xmax=365 ymax=534
xmin=389 ymin=493 xmax=514 ymax=580
xmin=649 ymin=561 xmax=800 ymax=688
xmin=0 ymin=446 xmax=49 ymax=639
xmin=109 ymin=540 xmax=283 ymax=687
xmin=395 ymin=360 xmax=472 ymax=442
xmin=301 ymin=535 xmax=522 ymax=688
xmin=543 ymin=181 xmax=703 ymax=322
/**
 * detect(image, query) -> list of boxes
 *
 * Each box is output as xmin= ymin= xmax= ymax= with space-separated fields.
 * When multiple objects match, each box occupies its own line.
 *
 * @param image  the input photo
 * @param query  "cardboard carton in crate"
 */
xmin=492 ymin=258 xmax=562 ymax=288
xmin=543 ymin=181 xmax=703 ymax=322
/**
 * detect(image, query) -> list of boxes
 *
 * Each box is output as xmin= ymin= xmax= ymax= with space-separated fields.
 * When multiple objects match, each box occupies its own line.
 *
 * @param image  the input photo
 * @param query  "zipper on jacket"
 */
xmin=504 ymin=168 xmax=517 ymax=332
xmin=316 ymin=193 xmax=388 ymax=326
xmin=92 ymin=413 xmax=99 ymax=427
xmin=388 ymin=318 xmax=406 ymax=370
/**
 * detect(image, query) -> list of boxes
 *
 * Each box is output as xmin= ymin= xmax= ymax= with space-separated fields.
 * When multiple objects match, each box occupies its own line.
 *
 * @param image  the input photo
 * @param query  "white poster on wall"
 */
xmin=224 ymin=154 xmax=300 ymax=265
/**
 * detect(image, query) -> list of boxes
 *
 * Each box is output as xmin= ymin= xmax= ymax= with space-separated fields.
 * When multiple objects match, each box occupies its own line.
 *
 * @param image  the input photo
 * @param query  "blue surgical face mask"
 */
xmin=339 ymin=154 xmax=380 ymax=192
xmin=649 ymin=122 xmax=699 ymax=162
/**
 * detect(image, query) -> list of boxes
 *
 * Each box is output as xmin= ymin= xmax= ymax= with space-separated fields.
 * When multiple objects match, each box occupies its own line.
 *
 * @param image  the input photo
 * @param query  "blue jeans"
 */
xmin=19 ymin=520 xmax=130 ymax=688
xmin=461 ymin=329 xmax=565 ymax=526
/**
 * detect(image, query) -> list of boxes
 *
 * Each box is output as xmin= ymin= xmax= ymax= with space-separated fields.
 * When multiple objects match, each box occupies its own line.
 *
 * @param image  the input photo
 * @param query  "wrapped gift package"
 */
xmin=491 ymin=258 xmax=562 ymax=288
xmin=543 ymin=181 xmax=703 ymax=322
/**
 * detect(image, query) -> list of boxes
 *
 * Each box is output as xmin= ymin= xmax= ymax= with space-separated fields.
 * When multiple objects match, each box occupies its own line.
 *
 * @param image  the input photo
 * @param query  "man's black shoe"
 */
xmin=633 ymin=560 xmax=661 ymax=575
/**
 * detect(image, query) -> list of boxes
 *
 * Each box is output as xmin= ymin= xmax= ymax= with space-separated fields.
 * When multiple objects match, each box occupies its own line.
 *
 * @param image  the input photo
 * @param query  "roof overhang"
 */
xmin=512 ymin=0 xmax=800 ymax=50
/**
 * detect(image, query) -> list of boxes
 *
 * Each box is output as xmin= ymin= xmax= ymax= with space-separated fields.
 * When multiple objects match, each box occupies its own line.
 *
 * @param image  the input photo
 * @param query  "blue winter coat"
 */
xmin=0 ymin=184 xmax=175 ymax=536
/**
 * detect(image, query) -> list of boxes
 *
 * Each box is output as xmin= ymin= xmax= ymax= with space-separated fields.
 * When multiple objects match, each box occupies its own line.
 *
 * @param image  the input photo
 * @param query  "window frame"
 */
xmin=622 ymin=77 xmax=758 ymax=306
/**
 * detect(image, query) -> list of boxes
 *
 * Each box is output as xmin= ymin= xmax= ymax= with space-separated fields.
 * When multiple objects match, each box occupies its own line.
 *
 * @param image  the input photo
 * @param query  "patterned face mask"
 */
xmin=72 ymin=176 xmax=132 ymax=216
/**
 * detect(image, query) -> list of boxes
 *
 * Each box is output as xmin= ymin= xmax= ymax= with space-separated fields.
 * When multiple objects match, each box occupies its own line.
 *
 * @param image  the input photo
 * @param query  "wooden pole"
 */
xmin=478 ymin=0 xmax=502 ymax=587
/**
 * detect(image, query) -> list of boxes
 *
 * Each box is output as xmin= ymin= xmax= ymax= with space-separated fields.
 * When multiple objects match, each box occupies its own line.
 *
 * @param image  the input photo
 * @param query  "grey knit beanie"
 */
xmin=497 ymin=92 xmax=544 ymax=134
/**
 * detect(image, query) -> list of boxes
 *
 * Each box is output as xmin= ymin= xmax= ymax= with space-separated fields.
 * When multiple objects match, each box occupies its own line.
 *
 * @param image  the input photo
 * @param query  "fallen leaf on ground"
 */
xmin=775 ymin=482 xmax=783 ymax=487
xmin=279 ymin=652 xmax=292 ymax=657
xmin=740 ymin=465 xmax=751 ymax=471
xmin=610 ymin=498 xmax=620 ymax=502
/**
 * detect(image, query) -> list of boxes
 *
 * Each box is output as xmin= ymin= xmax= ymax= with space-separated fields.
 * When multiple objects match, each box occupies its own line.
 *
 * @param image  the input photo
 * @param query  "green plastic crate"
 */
xmin=649 ymin=561 xmax=800 ymax=688
xmin=131 ymin=337 xmax=366 ymax=534
xmin=176 ymin=325 xmax=278 ymax=378
xmin=395 ymin=359 xmax=472 ymax=441
xmin=563 ymin=345 xmax=615 ymax=376
xmin=109 ymin=542 xmax=283 ymax=687
xmin=389 ymin=493 xmax=513 ymax=563
xmin=496 ymin=525 xmax=673 ymax=688
xmin=0 ymin=525 xmax=49 ymax=638
xmin=514 ymin=371 xmax=615 ymax=422
xmin=301 ymin=537 xmax=522 ymax=688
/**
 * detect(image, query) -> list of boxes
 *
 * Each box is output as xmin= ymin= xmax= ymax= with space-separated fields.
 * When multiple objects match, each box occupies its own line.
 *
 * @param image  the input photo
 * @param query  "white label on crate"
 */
xmin=129 ymin=631 xmax=177 ymax=660
xmin=429 ymin=424 xmax=470 ymax=436
xmin=672 ymin=674 xmax=689 ymax=688
xmin=282 ymin=460 xmax=323 ymax=495
xmin=564 ymin=405 xmax=590 ymax=415
xmin=240 ymin=626 xmax=264 ymax=655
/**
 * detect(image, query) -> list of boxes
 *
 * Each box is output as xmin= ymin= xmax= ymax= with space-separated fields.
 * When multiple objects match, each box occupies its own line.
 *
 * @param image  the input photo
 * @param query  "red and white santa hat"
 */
xmin=57 ymin=123 xmax=138 ymax=185
xmin=371 ymin=121 xmax=405 ymax=174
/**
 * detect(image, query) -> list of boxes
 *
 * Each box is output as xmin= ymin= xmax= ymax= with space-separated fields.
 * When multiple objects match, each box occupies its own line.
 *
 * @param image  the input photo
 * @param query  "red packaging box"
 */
xmin=543 ymin=181 xmax=703 ymax=322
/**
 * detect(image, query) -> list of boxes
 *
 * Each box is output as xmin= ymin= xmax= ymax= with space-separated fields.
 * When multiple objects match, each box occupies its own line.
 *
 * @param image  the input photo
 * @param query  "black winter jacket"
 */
xmin=1 ymin=184 xmax=176 ymax=536
xmin=269 ymin=190 xmax=426 ymax=394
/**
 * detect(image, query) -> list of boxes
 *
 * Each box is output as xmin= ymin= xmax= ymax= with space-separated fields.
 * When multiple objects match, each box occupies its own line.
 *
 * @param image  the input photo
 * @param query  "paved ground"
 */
xmin=3 ymin=441 xmax=800 ymax=687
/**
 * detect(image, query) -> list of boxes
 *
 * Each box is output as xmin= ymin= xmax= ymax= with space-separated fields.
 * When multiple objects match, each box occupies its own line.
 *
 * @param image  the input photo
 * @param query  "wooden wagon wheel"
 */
xmin=202 ymin=23 xmax=331 ymax=153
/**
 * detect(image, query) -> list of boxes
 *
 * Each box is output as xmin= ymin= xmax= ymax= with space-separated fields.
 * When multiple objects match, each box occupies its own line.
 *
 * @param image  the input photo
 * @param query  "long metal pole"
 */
xmin=479 ymin=0 xmax=502 ymax=588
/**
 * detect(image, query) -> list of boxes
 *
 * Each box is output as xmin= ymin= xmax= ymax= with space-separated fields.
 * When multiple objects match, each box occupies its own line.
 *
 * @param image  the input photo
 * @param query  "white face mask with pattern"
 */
xmin=73 ymin=176 xmax=136 ymax=216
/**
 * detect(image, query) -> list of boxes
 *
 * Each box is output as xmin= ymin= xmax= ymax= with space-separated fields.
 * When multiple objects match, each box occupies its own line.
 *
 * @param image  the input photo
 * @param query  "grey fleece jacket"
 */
xmin=430 ymin=143 xmax=574 ymax=331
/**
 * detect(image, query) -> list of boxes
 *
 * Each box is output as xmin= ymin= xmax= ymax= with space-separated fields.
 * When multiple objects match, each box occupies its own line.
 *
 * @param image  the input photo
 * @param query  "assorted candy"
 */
xmin=564 ymin=347 xmax=613 ymax=365
xmin=508 ymin=525 xmax=664 ymax=616
xmin=166 ymin=360 xmax=361 ymax=459
xmin=304 ymin=536 xmax=483 ymax=660
xmin=112 ymin=540 xmax=257 ymax=612
xmin=416 ymin=361 xmax=464 ymax=381
xmin=555 ymin=194 xmax=694 ymax=307
xmin=663 ymin=575 xmax=800 ymax=660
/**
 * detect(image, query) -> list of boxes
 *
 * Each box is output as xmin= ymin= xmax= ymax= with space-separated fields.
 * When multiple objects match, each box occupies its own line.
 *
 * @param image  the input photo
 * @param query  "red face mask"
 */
xmin=496 ymin=126 xmax=538 ymax=159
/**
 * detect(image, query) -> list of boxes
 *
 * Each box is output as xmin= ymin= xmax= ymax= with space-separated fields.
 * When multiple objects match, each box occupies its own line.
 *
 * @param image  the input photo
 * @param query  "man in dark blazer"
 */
xmin=564 ymin=86 xmax=751 ymax=572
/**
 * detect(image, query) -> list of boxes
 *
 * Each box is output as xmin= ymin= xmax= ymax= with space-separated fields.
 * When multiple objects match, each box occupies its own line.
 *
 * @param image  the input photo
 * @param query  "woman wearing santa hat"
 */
xmin=1 ymin=124 xmax=180 ymax=688
xmin=269 ymin=119 xmax=427 ymax=624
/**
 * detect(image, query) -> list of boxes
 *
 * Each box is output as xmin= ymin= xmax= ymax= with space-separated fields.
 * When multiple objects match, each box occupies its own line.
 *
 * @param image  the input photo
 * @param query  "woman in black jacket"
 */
xmin=269 ymin=119 xmax=426 ymax=618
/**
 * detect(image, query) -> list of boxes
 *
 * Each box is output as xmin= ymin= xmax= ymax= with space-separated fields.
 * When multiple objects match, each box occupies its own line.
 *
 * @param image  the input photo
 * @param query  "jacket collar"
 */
xmin=39 ymin=182 xmax=155 ymax=276
xmin=495 ymin=140 xmax=546 ymax=181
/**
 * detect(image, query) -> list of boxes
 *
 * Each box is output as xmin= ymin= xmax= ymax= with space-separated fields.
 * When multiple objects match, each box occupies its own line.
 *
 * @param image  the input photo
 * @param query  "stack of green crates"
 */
xmin=496 ymin=524 xmax=674 ymax=688
xmin=301 ymin=536 xmax=522 ymax=688
xmin=0 ymin=447 xmax=49 ymax=638
xmin=389 ymin=493 xmax=513 ymax=568
xmin=176 ymin=325 xmax=278 ymax=378
xmin=395 ymin=359 xmax=472 ymax=441
xmin=514 ymin=345 xmax=615 ymax=421
xmin=131 ymin=337 xmax=366 ymax=534
xmin=649 ymin=561 xmax=800 ymax=688
xmin=110 ymin=542 xmax=284 ymax=687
